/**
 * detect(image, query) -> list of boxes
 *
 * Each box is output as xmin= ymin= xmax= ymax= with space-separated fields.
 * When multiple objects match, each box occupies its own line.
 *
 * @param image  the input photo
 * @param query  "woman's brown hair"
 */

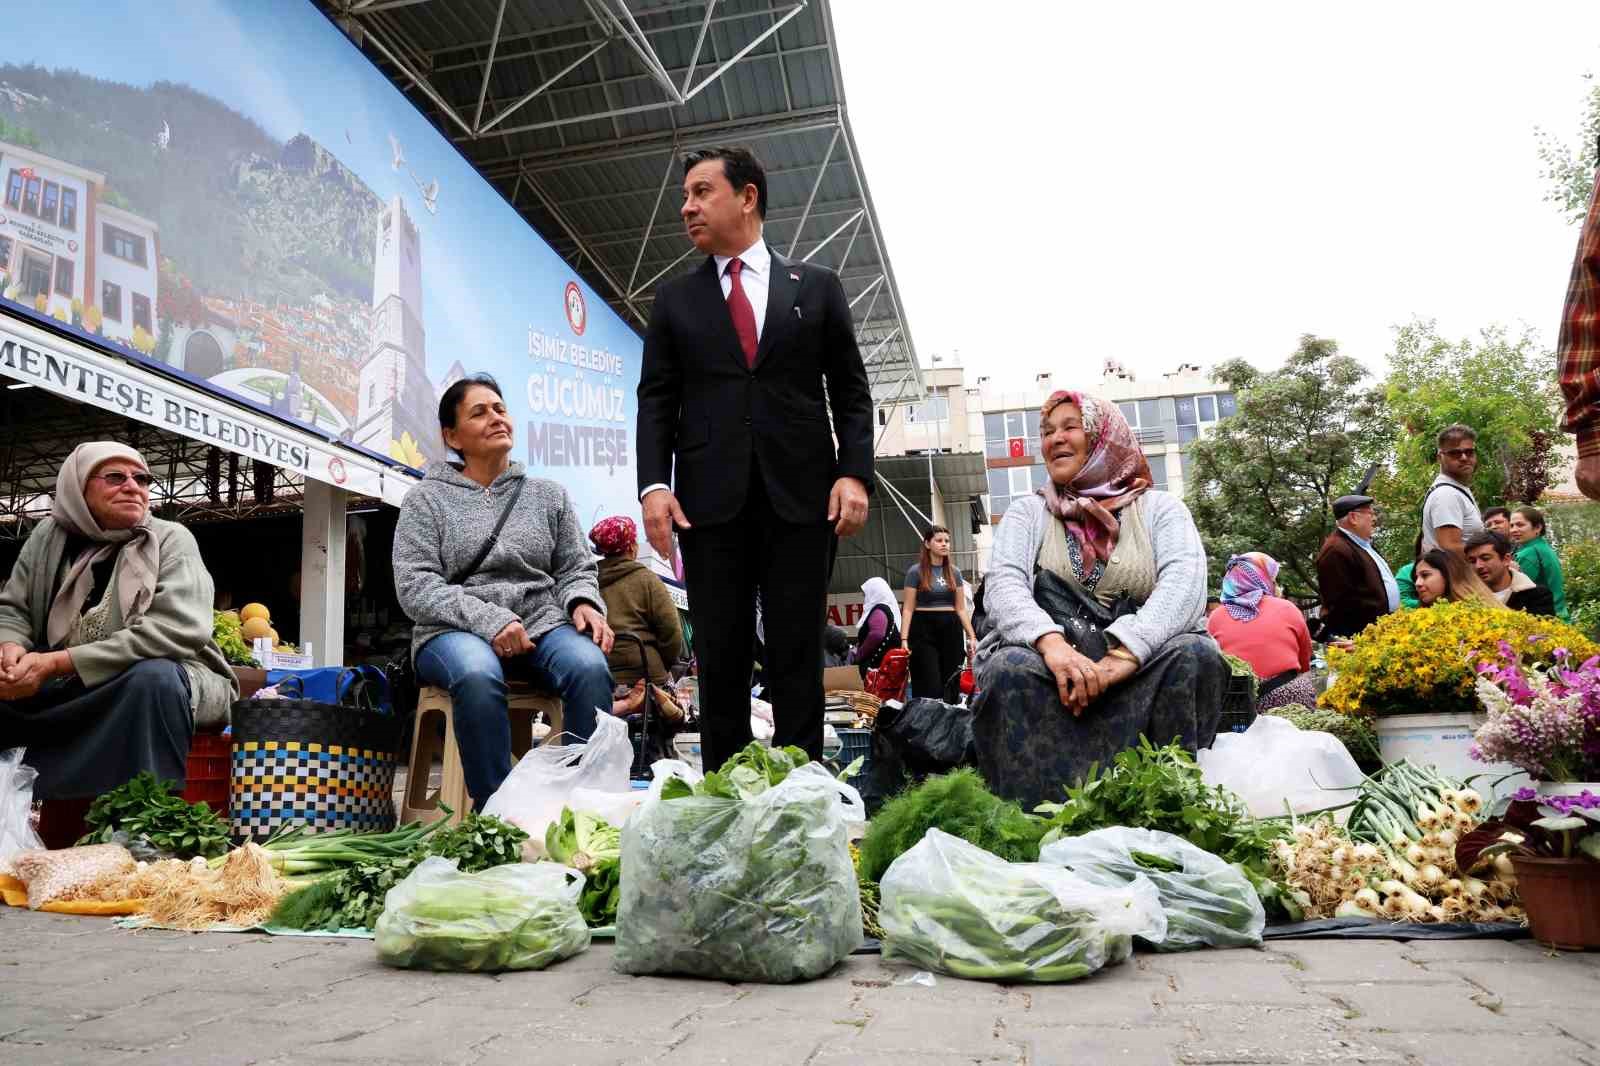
xmin=1415 ymin=548 xmax=1502 ymax=610
xmin=919 ymin=525 xmax=956 ymax=593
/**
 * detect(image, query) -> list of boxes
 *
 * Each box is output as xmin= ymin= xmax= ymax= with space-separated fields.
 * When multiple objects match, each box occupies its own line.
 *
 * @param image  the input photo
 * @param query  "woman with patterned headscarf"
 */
xmin=1206 ymin=552 xmax=1317 ymax=711
xmin=0 ymin=442 xmax=237 ymax=801
xmin=590 ymin=515 xmax=685 ymax=693
xmin=972 ymin=391 xmax=1224 ymax=809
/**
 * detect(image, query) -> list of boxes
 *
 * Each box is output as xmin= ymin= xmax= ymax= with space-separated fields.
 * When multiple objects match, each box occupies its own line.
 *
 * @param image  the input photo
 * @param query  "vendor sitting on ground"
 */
xmin=1464 ymin=530 xmax=1556 ymax=616
xmin=589 ymin=514 xmax=685 ymax=716
xmin=1206 ymin=553 xmax=1317 ymax=711
xmin=0 ymin=442 xmax=238 ymax=800
xmin=972 ymin=390 xmax=1225 ymax=809
xmin=849 ymin=576 xmax=903 ymax=675
xmin=1411 ymin=548 xmax=1502 ymax=610
xmin=394 ymin=374 xmax=615 ymax=812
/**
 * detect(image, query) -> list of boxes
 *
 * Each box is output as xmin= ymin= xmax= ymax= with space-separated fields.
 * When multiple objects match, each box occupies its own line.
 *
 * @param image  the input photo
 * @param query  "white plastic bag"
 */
xmin=615 ymin=761 xmax=863 ymax=982
xmin=482 ymin=714 xmax=633 ymax=851
xmin=0 ymin=748 xmax=44 ymax=878
xmin=879 ymin=830 xmax=1166 ymax=983
xmin=1197 ymin=714 xmax=1362 ymax=819
xmin=1040 ymin=827 xmax=1264 ymax=951
xmin=374 ymin=856 xmax=590 ymax=972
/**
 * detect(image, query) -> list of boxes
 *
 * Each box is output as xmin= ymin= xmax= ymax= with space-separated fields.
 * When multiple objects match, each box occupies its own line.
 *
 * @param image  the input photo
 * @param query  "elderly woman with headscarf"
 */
xmin=1206 ymin=553 xmax=1317 ymax=711
xmin=972 ymin=391 xmax=1225 ymax=809
xmin=849 ymin=576 xmax=903 ymax=674
xmin=0 ymin=442 xmax=237 ymax=800
xmin=590 ymin=515 xmax=685 ymax=692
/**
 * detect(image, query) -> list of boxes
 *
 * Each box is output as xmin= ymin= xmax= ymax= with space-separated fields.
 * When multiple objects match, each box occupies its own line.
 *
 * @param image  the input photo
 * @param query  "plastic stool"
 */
xmin=400 ymin=681 xmax=562 ymax=826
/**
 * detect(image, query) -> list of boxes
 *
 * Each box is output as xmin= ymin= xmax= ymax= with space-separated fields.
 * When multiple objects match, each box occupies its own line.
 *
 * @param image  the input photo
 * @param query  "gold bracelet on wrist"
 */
xmin=1106 ymin=646 xmax=1139 ymax=667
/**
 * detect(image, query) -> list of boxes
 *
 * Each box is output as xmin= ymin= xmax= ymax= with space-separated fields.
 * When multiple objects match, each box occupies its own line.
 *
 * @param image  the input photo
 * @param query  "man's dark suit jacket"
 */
xmin=1316 ymin=529 xmax=1390 ymax=640
xmin=636 ymin=249 xmax=874 ymax=526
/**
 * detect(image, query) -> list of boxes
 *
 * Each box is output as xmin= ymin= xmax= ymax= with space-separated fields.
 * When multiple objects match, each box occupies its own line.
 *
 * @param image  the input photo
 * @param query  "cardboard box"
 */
xmin=823 ymin=665 xmax=865 ymax=693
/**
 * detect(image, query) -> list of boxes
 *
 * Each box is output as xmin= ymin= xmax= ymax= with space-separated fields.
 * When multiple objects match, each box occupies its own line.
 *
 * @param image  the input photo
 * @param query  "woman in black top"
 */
xmin=901 ymin=525 xmax=977 ymax=700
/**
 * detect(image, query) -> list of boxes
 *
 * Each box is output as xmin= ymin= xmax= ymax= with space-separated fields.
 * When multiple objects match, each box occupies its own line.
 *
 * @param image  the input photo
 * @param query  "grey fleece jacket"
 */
xmin=976 ymin=491 xmax=1208 ymax=670
xmin=393 ymin=461 xmax=603 ymax=660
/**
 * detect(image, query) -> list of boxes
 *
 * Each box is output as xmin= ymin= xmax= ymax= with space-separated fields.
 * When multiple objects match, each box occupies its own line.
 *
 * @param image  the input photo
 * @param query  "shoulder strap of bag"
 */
xmin=450 ymin=476 xmax=527 ymax=585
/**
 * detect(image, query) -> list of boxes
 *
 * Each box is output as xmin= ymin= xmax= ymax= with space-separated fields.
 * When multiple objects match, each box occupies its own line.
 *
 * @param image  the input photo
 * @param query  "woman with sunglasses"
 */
xmin=0 ymin=443 xmax=237 ymax=801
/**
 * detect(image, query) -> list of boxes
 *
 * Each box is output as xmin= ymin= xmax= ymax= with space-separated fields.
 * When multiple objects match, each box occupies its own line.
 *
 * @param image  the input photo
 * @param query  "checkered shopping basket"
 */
xmin=229 ymin=698 xmax=403 ymax=842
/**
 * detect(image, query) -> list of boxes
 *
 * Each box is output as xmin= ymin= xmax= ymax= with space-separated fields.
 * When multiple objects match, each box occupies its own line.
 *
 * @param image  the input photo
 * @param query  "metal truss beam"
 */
xmin=788 ymin=125 xmax=840 ymax=257
xmin=517 ymin=166 xmax=646 ymax=326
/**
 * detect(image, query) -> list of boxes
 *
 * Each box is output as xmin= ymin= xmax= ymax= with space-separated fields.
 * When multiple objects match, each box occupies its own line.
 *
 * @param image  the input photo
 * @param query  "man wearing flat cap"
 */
xmin=1316 ymin=495 xmax=1400 ymax=641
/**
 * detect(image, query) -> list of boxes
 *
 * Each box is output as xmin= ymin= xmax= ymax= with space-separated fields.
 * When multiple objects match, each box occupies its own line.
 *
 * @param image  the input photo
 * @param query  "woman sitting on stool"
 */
xmin=0 ymin=442 xmax=238 ymax=800
xmin=972 ymin=391 xmax=1225 ymax=810
xmin=394 ymin=373 xmax=615 ymax=812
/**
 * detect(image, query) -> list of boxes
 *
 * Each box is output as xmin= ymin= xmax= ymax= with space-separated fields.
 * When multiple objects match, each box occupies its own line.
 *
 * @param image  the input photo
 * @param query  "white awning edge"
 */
xmin=0 ymin=312 xmax=418 ymax=503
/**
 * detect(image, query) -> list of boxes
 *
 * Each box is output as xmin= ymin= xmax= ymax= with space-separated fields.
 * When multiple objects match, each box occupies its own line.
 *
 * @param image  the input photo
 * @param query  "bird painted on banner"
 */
xmin=156 ymin=120 xmax=170 ymax=151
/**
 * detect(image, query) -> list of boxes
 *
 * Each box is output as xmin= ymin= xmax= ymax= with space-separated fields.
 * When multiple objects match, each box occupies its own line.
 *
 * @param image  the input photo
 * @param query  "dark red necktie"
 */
xmin=726 ymin=257 xmax=758 ymax=367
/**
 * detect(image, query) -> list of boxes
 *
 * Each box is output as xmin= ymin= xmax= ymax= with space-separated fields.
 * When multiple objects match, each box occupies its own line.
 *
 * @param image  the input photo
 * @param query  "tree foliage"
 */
xmin=1534 ymin=73 xmax=1600 ymax=225
xmin=1369 ymin=320 xmax=1568 ymax=561
xmin=1185 ymin=336 xmax=1391 ymax=600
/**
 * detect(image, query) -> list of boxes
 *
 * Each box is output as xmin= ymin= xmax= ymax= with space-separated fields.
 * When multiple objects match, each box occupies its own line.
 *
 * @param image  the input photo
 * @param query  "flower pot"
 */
xmin=1510 ymin=855 xmax=1600 ymax=950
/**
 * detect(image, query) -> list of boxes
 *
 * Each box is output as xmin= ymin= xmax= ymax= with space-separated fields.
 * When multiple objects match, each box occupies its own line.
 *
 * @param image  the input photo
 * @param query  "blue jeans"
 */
xmin=415 ymin=625 xmax=614 ymax=809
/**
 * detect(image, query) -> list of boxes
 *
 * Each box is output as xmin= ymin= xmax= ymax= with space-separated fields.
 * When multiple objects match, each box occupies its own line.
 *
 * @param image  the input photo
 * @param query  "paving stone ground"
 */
xmin=3 ymin=908 xmax=1598 ymax=1066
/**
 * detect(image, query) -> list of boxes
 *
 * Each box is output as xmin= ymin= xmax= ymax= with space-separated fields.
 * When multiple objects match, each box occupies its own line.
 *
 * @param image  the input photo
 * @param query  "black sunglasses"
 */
xmin=89 ymin=472 xmax=155 ymax=489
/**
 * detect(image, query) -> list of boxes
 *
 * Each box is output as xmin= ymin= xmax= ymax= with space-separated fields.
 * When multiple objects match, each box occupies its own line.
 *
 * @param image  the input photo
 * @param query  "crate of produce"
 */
xmin=181 ymin=731 xmax=232 ymax=816
xmin=835 ymin=727 xmax=874 ymax=774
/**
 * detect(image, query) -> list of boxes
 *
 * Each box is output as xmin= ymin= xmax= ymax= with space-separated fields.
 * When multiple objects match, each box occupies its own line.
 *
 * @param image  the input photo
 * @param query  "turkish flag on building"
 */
xmin=18 ymin=168 xmax=34 ymax=180
xmin=1008 ymin=437 xmax=1026 ymax=458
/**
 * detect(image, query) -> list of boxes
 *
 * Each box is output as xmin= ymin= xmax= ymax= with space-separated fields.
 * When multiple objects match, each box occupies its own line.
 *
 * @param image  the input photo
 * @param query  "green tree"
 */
xmin=1370 ymin=319 xmax=1568 ymax=561
xmin=1534 ymin=73 xmax=1600 ymax=224
xmin=1186 ymin=336 xmax=1392 ymax=600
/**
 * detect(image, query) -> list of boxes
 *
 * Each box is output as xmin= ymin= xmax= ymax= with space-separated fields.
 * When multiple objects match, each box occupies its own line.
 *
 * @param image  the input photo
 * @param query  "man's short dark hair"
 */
xmin=1482 ymin=506 xmax=1510 ymax=524
xmin=1464 ymin=529 xmax=1513 ymax=558
xmin=1436 ymin=423 xmax=1477 ymax=452
xmin=1514 ymin=504 xmax=1547 ymax=533
xmin=684 ymin=145 xmax=767 ymax=219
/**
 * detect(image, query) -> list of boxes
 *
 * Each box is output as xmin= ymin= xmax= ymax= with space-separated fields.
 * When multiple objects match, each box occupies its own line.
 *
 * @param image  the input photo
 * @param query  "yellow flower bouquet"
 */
xmin=1320 ymin=602 xmax=1600 ymax=718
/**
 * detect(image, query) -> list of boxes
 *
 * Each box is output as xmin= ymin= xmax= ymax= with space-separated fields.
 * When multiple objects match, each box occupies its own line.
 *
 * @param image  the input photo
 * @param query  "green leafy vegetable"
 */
xmin=268 ymin=812 xmax=528 ymax=932
xmin=1034 ymin=738 xmax=1299 ymax=920
xmin=659 ymin=742 xmax=812 ymax=801
xmin=79 ymin=772 xmax=229 ymax=859
xmin=213 ymin=611 xmax=255 ymax=666
xmin=544 ymin=808 xmax=622 ymax=927
xmin=856 ymin=769 xmax=1047 ymax=883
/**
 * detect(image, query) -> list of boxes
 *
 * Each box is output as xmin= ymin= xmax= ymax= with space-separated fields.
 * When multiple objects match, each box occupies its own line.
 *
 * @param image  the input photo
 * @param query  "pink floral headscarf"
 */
xmin=1037 ymin=390 xmax=1152 ymax=564
xmin=588 ymin=515 xmax=637 ymax=558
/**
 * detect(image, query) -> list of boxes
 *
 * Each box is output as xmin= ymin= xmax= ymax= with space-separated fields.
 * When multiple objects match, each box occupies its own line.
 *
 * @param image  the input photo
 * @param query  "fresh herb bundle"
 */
xmin=1034 ymin=738 xmax=1299 ymax=919
xmin=544 ymin=808 xmax=621 ymax=927
xmin=856 ymin=768 xmax=1047 ymax=883
xmin=659 ymin=742 xmax=811 ymax=801
xmin=78 ymin=772 xmax=230 ymax=860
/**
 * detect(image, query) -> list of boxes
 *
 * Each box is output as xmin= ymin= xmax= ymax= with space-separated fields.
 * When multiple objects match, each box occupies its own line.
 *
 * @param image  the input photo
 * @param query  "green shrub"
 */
xmin=1560 ymin=540 xmax=1600 ymax=612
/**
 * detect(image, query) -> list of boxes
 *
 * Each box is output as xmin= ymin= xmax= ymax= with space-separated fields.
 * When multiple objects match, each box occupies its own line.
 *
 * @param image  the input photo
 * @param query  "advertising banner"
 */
xmin=0 ymin=0 xmax=643 ymax=532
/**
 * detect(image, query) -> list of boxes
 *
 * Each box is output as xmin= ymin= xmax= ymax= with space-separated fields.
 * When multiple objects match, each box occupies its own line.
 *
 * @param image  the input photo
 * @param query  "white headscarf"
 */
xmin=860 ymin=576 xmax=902 ymax=632
xmin=46 ymin=442 xmax=158 ymax=648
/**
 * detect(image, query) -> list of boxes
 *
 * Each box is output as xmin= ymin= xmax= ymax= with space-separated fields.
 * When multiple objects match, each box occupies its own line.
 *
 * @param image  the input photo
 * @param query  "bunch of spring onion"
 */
xmin=1329 ymin=761 xmax=1520 ymax=923
xmin=1273 ymin=817 xmax=1389 ymax=919
xmin=208 ymin=820 xmax=447 ymax=879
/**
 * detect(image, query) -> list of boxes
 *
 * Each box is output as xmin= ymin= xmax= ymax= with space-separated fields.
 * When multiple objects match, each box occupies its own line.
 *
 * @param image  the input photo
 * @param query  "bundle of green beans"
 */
xmin=878 ymin=830 xmax=1166 ymax=983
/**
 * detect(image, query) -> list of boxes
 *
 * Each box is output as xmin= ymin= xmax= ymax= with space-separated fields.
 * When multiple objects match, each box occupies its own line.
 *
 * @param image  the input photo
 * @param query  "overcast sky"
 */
xmin=832 ymin=2 xmax=1600 ymax=390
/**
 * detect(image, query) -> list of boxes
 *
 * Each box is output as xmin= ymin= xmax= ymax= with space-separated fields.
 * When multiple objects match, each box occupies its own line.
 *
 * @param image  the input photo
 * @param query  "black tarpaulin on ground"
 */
xmin=1263 ymin=918 xmax=1530 ymax=941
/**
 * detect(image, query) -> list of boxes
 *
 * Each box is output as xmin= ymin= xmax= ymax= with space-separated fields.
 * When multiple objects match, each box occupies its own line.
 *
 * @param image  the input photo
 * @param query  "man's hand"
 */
xmin=0 ymin=651 xmax=65 ymax=701
xmin=491 ymin=620 xmax=536 ymax=658
xmin=642 ymin=488 xmax=691 ymax=559
xmin=828 ymin=476 xmax=869 ymax=537
xmin=573 ymin=603 xmax=615 ymax=654
xmin=0 ymin=642 xmax=25 ymax=682
xmin=1580 ymin=454 xmax=1600 ymax=502
xmin=1035 ymin=633 xmax=1102 ymax=716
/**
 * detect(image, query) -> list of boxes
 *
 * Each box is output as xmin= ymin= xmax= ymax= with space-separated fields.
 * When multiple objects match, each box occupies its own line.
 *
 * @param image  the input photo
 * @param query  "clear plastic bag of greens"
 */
xmin=614 ymin=762 xmax=863 ymax=983
xmin=879 ymin=829 xmax=1165 ymax=983
xmin=375 ymin=857 xmax=590 ymax=973
xmin=1040 ymin=827 xmax=1265 ymax=951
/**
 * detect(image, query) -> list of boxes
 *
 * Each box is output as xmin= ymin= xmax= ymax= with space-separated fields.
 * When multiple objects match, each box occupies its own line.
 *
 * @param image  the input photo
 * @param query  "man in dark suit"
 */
xmin=1316 ymin=495 xmax=1399 ymax=640
xmin=1465 ymin=530 xmax=1557 ymax=616
xmin=636 ymin=146 xmax=873 ymax=773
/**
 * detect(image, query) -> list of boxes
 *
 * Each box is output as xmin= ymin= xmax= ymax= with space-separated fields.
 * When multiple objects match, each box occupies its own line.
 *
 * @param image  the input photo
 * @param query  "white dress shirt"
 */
xmin=641 ymin=235 xmax=770 ymax=502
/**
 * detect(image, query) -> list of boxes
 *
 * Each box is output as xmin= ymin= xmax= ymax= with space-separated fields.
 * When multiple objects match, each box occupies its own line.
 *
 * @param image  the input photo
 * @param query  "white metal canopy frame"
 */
xmin=314 ymin=0 xmax=922 ymax=405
